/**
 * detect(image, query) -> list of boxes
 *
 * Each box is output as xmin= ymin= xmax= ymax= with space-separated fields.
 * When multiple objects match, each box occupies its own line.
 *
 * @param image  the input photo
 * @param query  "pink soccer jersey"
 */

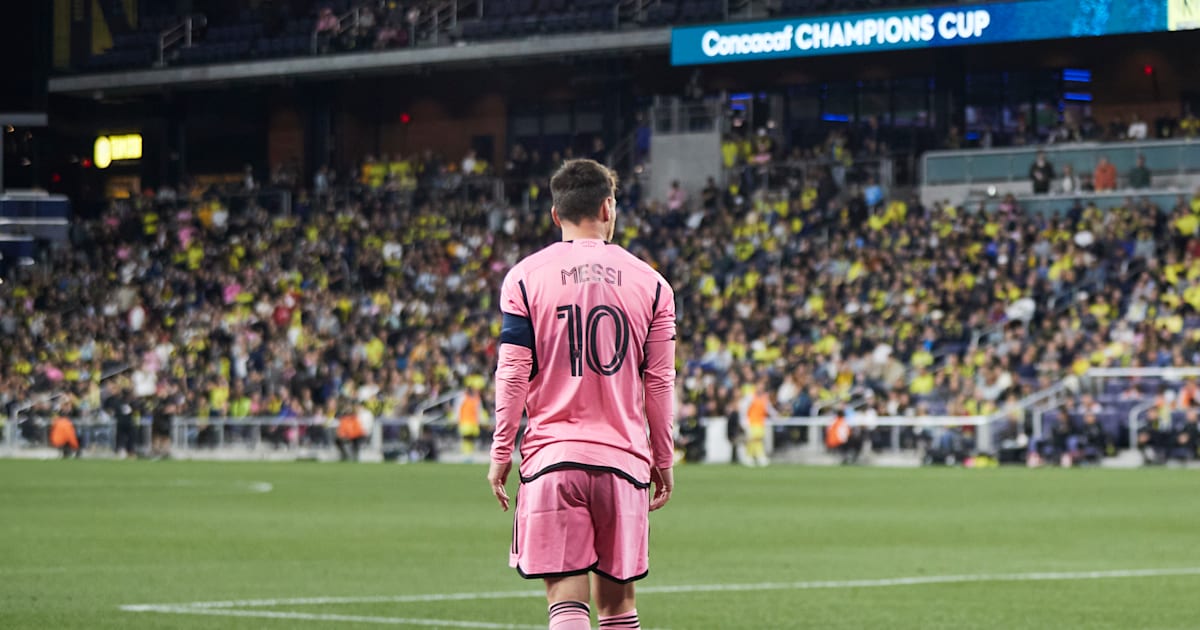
xmin=491 ymin=238 xmax=676 ymax=486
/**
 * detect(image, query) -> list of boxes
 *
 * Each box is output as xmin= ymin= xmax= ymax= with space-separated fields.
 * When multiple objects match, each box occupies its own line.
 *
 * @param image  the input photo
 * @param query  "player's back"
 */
xmin=501 ymin=238 xmax=671 ymax=485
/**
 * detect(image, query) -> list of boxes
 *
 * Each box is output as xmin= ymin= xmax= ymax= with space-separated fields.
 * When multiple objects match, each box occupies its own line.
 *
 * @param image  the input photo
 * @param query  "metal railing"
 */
xmin=157 ymin=15 xmax=204 ymax=67
xmin=225 ymin=188 xmax=294 ymax=216
xmin=6 ymin=365 xmax=134 ymax=451
xmin=416 ymin=0 xmax=483 ymax=46
xmin=615 ymin=0 xmax=653 ymax=28
xmin=767 ymin=414 xmax=995 ymax=454
xmin=650 ymin=99 xmax=724 ymax=135
xmin=607 ymin=126 xmax=643 ymax=174
xmin=5 ymin=386 xmax=466 ymax=457
xmin=1126 ymin=399 xmax=1157 ymax=454
xmin=5 ymin=415 xmax=401 ymax=456
xmin=785 ymin=367 xmax=1196 ymax=461
xmin=312 ymin=7 xmax=361 ymax=54
xmin=922 ymin=137 xmax=1200 ymax=186
xmin=1085 ymin=367 xmax=1200 ymax=451
xmin=726 ymin=156 xmax=895 ymax=192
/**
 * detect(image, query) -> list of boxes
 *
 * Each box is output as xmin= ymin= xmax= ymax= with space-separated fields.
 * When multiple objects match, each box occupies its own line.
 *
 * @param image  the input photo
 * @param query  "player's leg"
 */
xmin=591 ymin=471 xmax=648 ymax=628
xmin=545 ymin=574 xmax=591 ymax=629
xmin=593 ymin=574 xmax=640 ymax=628
xmin=510 ymin=470 xmax=599 ymax=628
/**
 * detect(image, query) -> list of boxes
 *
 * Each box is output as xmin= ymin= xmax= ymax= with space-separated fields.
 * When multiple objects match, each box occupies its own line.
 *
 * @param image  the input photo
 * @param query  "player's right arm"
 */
xmin=489 ymin=270 xmax=535 ymax=511
xmin=644 ymin=282 xmax=677 ymax=511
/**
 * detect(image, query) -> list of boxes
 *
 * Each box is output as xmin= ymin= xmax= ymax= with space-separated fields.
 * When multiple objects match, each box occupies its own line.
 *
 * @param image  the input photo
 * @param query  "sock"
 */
xmin=548 ymin=600 xmax=591 ymax=630
xmin=599 ymin=608 xmax=640 ymax=629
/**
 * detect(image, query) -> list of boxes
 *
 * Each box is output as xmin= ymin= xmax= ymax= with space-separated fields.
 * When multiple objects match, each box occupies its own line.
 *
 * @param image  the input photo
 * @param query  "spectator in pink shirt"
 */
xmin=316 ymin=7 xmax=339 ymax=53
xmin=316 ymin=7 xmax=339 ymax=33
xmin=666 ymin=180 xmax=687 ymax=212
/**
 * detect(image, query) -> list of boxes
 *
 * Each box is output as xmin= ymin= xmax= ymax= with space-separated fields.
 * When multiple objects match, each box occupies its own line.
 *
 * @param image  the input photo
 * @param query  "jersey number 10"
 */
xmin=555 ymin=304 xmax=631 ymax=377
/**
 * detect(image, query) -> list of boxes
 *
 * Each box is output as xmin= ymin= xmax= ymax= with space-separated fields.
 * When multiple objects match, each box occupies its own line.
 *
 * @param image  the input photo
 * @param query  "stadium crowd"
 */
xmin=5 ymin=128 xmax=1200 ymax=464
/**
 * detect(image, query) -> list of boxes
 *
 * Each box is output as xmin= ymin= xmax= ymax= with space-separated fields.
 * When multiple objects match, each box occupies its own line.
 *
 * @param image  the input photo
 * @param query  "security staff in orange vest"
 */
xmin=457 ymin=388 xmax=482 ymax=455
xmin=826 ymin=408 xmax=862 ymax=465
xmin=49 ymin=411 xmax=81 ymax=459
xmin=741 ymin=378 xmax=777 ymax=467
xmin=335 ymin=401 xmax=367 ymax=462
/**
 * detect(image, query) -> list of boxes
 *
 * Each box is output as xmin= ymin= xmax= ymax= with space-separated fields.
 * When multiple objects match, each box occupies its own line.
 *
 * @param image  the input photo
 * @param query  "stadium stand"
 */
xmin=72 ymin=0 xmax=989 ymax=72
xmin=20 ymin=0 xmax=1200 ymax=462
xmin=7 ymin=123 xmax=1200 ymax=465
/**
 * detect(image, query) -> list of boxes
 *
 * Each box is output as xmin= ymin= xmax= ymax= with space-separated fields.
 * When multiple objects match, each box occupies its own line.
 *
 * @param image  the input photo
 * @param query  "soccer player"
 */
xmin=488 ymin=159 xmax=676 ymax=630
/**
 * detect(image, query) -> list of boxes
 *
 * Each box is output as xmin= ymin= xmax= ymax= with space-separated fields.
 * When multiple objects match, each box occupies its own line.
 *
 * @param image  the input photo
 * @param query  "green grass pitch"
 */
xmin=2 ymin=460 xmax=1199 ymax=629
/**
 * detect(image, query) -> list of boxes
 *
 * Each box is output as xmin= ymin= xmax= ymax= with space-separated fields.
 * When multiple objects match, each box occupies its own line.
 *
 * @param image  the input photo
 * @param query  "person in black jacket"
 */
xmin=106 ymin=386 xmax=138 ymax=459
xmin=1078 ymin=412 xmax=1110 ymax=463
xmin=1029 ymin=151 xmax=1055 ymax=194
xmin=1171 ymin=409 xmax=1200 ymax=462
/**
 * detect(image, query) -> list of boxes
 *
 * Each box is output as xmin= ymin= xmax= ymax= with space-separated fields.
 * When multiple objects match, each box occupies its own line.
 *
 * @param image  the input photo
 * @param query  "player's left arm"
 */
xmin=489 ymin=271 xmax=534 ymax=511
xmin=643 ymin=282 xmax=677 ymax=510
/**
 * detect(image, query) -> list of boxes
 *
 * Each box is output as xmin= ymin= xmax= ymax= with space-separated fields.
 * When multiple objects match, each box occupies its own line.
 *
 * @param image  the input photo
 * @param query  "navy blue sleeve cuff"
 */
xmin=499 ymin=312 xmax=534 ymax=349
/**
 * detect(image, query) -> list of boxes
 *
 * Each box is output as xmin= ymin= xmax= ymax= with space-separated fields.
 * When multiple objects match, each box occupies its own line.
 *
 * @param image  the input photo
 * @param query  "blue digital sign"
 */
xmin=671 ymin=0 xmax=1178 ymax=66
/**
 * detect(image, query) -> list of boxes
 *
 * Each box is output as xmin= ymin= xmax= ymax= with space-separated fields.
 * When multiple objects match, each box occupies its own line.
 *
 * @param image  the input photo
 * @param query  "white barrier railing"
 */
xmin=1085 ymin=367 xmax=1200 ymax=450
xmin=692 ymin=415 xmax=995 ymax=462
xmin=4 ymin=416 xmax=148 ymax=453
xmin=2 ymin=416 xmax=425 ymax=457
xmin=11 ymin=366 xmax=1197 ymax=462
xmin=768 ymin=415 xmax=994 ymax=453
xmin=168 ymin=416 xmax=425 ymax=454
xmin=1087 ymin=367 xmax=1200 ymax=378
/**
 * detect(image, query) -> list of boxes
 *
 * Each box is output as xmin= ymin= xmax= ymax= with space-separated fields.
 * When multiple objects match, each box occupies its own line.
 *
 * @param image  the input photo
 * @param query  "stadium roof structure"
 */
xmin=48 ymin=28 xmax=670 ymax=96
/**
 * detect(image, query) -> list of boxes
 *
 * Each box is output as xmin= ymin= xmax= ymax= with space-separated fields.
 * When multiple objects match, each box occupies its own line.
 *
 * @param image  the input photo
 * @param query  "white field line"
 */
xmin=130 ymin=606 xmax=546 ymax=629
xmin=0 ymin=566 xmax=69 ymax=575
xmin=121 ymin=589 xmax=545 ymax=610
xmin=120 ymin=566 xmax=1200 ymax=613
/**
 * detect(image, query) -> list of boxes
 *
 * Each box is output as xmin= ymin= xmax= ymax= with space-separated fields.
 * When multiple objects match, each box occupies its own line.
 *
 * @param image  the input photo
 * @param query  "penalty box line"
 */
xmin=120 ymin=567 xmax=1200 ymax=628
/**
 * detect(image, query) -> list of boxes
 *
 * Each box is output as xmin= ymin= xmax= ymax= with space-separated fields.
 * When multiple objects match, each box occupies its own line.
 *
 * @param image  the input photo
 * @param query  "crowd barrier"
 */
xmin=923 ymin=138 xmax=1200 ymax=185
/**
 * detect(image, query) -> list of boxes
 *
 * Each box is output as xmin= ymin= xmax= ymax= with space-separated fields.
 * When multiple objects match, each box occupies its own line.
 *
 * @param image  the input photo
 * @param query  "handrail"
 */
xmin=1126 ymin=399 xmax=1156 ymax=454
xmin=6 ymin=364 xmax=134 ymax=451
xmin=770 ymin=414 xmax=994 ymax=455
xmin=649 ymin=99 xmax=723 ymax=135
xmin=157 ymin=15 xmax=203 ymax=67
xmin=771 ymin=415 xmax=988 ymax=428
xmin=988 ymin=380 xmax=1069 ymax=423
xmin=1087 ymin=367 xmax=1200 ymax=378
xmin=416 ymin=389 xmax=464 ymax=419
xmin=312 ymin=7 xmax=360 ymax=54
xmin=923 ymin=137 xmax=1199 ymax=185
xmin=607 ymin=126 xmax=641 ymax=173
xmin=10 ymin=365 xmax=134 ymax=418
xmin=924 ymin=137 xmax=1199 ymax=162
xmin=415 ymin=2 xmax=445 ymax=45
xmin=615 ymin=0 xmax=652 ymax=28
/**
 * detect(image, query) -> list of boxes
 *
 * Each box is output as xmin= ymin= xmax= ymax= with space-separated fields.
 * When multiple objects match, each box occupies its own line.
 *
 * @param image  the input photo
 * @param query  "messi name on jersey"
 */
xmin=561 ymin=264 xmax=624 ymax=286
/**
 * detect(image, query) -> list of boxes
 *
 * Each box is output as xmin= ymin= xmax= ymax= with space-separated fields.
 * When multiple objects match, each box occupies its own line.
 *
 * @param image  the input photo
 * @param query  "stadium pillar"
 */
xmin=165 ymin=97 xmax=185 ymax=187
xmin=932 ymin=49 xmax=966 ymax=139
xmin=307 ymin=86 xmax=332 ymax=181
xmin=605 ymin=58 xmax=633 ymax=157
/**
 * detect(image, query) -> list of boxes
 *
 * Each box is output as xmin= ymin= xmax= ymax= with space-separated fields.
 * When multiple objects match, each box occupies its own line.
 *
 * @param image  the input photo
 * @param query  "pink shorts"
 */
xmin=510 ymin=467 xmax=649 ymax=583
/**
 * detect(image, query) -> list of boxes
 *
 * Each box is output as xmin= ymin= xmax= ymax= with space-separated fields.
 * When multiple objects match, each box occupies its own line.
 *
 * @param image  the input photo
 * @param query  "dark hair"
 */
xmin=550 ymin=159 xmax=616 ymax=224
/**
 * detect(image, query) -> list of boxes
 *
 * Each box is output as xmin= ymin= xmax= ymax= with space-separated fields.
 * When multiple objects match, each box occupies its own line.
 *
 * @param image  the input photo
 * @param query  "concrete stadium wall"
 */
xmin=649 ymin=131 xmax=721 ymax=204
xmin=333 ymin=88 xmax=508 ymax=168
xmin=922 ymin=174 xmax=1200 ymax=209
